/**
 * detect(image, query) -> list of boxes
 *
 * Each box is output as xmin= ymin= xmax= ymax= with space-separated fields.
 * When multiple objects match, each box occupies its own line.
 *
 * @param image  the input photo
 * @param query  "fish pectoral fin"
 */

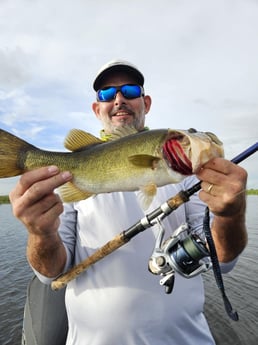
xmin=128 ymin=155 xmax=160 ymax=169
xmin=137 ymin=183 xmax=157 ymax=210
xmin=64 ymin=129 xmax=103 ymax=151
xmin=58 ymin=182 xmax=94 ymax=203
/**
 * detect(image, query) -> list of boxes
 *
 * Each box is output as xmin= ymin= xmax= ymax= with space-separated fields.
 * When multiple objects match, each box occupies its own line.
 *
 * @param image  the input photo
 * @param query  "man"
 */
xmin=10 ymin=60 xmax=247 ymax=345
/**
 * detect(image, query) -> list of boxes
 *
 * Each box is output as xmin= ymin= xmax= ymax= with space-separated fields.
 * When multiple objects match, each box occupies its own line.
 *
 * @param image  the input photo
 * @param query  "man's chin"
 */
xmin=112 ymin=117 xmax=133 ymax=127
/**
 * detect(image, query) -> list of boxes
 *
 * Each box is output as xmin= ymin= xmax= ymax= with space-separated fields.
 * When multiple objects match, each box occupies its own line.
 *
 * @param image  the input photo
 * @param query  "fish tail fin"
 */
xmin=0 ymin=129 xmax=34 ymax=177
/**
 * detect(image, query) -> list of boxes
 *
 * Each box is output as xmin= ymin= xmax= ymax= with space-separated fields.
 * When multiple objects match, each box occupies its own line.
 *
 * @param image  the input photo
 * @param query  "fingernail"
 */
xmin=61 ymin=171 xmax=72 ymax=180
xmin=48 ymin=165 xmax=59 ymax=174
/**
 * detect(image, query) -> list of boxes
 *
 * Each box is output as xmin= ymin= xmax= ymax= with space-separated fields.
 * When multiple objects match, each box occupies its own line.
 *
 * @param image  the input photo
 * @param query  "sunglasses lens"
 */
xmin=121 ymin=85 xmax=142 ymax=99
xmin=97 ymin=84 xmax=143 ymax=102
xmin=97 ymin=87 xmax=116 ymax=101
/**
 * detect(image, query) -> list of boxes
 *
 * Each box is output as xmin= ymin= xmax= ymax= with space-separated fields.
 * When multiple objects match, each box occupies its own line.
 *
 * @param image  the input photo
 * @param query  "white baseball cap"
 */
xmin=93 ymin=59 xmax=144 ymax=91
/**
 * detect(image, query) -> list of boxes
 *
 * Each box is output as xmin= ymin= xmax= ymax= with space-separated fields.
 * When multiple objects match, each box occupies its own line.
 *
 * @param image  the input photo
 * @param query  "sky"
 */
xmin=0 ymin=0 xmax=257 ymax=194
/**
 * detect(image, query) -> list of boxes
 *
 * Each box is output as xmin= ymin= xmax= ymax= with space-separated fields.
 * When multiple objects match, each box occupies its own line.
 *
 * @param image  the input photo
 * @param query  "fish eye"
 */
xmin=187 ymin=128 xmax=197 ymax=133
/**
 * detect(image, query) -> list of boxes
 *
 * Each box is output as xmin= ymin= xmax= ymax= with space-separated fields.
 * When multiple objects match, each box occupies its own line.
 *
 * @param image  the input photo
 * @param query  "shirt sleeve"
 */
xmin=58 ymin=202 xmax=78 ymax=270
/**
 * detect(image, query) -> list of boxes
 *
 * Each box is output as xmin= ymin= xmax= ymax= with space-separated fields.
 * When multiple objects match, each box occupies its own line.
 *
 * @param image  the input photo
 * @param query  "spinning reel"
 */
xmin=148 ymin=221 xmax=212 ymax=294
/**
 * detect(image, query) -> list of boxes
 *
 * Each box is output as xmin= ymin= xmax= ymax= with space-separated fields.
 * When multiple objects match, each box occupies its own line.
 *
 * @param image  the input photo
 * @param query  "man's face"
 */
xmin=92 ymin=72 xmax=151 ymax=134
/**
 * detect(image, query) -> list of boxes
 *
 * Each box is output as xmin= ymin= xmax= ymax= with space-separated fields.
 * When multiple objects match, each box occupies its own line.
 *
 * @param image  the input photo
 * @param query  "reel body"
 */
xmin=148 ymin=222 xmax=212 ymax=294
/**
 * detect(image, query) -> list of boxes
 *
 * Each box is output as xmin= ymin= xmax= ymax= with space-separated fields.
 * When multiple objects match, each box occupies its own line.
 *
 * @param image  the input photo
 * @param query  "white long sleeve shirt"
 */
xmin=37 ymin=176 xmax=236 ymax=345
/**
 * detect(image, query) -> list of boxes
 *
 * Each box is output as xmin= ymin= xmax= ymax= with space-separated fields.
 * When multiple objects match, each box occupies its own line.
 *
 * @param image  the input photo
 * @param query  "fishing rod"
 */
xmin=51 ymin=142 xmax=258 ymax=291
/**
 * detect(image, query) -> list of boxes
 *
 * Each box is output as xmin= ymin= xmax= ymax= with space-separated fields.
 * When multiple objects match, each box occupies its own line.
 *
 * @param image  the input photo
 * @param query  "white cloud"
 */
xmin=0 ymin=0 xmax=257 ymax=193
xmin=0 ymin=47 xmax=32 ymax=89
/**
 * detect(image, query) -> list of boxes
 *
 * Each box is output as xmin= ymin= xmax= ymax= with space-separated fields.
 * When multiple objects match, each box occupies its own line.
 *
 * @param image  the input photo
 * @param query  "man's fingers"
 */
xmin=12 ymin=166 xmax=59 ymax=196
xmin=24 ymin=195 xmax=64 ymax=235
xmin=9 ymin=167 xmax=72 ymax=234
xmin=24 ymin=171 xmax=72 ymax=204
xmin=9 ymin=166 xmax=72 ymax=203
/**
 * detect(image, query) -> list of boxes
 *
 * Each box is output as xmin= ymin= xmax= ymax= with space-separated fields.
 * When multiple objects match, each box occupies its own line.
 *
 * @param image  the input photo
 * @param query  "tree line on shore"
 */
xmin=0 ymin=190 xmax=258 ymax=204
xmin=0 ymin=195 xmax=10 ymax=204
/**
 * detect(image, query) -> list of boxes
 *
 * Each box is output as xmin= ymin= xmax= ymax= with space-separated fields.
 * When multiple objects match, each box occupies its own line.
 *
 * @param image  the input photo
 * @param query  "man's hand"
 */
xmin=196 ymin=157 xmax=247 ymax=217
xmin=196 ymin=157 xmax=248 ymax=262
xmin=9 ymin=166 xmax=73 ymax=277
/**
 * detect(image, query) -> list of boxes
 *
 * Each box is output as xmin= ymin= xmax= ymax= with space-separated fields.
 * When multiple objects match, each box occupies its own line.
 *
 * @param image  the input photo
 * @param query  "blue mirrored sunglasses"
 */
xmin=97 ymin=84 xmax=144 ymax=102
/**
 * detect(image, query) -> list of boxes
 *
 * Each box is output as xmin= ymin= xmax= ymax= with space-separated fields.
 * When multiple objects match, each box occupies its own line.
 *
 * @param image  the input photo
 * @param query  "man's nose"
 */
xmin=114 ymin=91 xmax=126 ymax=104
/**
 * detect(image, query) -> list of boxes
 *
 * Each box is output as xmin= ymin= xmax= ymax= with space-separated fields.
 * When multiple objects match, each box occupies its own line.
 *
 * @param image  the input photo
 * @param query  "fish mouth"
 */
xmin=163 ymin=136 xmax=192 ymax=175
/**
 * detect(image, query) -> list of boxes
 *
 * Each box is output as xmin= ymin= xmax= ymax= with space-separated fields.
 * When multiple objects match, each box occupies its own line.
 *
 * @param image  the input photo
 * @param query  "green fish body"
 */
xmin=0 ymin=127 xmax=223 ymax=208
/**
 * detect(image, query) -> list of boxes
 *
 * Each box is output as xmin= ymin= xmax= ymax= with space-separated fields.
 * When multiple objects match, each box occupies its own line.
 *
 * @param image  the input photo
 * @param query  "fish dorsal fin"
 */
xmin=137 ymin=183 xmax=157 ymax=210
xmin=128 ymin=154 xmax=161 ymax=169
xmin=64 ymin=129 xmax=102 ymax=151
xmin=109 ymin=125 xmax=138 ymax=141
xmin=58 ymin=181 xmax=94 ymax=203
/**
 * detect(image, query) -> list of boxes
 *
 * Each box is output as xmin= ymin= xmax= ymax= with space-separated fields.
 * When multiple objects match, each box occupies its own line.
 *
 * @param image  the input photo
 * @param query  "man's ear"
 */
xmin=144 ymin=95 xmax=152 ymax=114
xmin=92 ymin=102 xmax=101 ymax=119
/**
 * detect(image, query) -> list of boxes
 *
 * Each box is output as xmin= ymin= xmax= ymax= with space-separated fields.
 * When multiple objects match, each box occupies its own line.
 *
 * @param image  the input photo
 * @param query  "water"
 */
xmin=204 ymin=195 xmax=258 ymax=344
xmin=0 ymin=197 xmax=257 ymax=345
xmin=0 ymin=205 xmax=32 ymax=345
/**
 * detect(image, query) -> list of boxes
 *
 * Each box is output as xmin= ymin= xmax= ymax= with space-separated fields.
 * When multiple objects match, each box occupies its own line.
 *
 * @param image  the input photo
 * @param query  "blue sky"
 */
xmin=0 ymin=0 xmax=257 ymax=194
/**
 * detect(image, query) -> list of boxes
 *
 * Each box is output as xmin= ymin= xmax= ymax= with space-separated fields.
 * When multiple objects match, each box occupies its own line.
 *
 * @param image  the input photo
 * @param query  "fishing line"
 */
xmin=203 ymin=207 xmax=239 ymax=321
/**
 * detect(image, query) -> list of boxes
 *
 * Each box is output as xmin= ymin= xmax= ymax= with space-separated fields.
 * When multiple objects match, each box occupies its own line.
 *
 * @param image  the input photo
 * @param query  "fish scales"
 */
xmin=0 ymin=127 xmax=224 ymax=208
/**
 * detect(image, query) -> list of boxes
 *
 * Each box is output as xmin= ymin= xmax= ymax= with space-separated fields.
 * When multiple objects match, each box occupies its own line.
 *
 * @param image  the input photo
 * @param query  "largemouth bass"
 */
xmin=0 ymin=127 xmax=223 ymax=208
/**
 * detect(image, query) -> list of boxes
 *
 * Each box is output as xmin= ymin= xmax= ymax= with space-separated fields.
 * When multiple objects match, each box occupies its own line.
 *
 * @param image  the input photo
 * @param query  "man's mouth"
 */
xmin=112 ymin=111 xmax=132 ymax=117
xmin=111 ymin=106 xmax=134 ymax=118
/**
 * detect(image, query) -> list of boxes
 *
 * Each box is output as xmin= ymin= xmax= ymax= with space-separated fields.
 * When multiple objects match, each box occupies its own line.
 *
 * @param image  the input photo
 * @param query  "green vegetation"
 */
xmin=246 ymin=189 xmax=258 ymax=195
xmin=0 ymin=195 xmax=10 ymax=204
